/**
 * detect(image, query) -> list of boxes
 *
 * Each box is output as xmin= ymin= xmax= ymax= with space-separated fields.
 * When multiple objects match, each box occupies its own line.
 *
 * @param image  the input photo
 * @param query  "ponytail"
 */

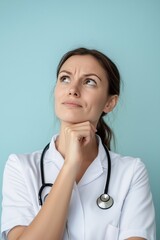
xmin=97 ymin=113 xmax=114 ymax=150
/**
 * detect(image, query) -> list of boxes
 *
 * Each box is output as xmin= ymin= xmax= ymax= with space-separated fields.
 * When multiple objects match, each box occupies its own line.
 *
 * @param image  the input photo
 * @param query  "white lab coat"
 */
xmin=1 ymin=135 xmax=156 ymax=240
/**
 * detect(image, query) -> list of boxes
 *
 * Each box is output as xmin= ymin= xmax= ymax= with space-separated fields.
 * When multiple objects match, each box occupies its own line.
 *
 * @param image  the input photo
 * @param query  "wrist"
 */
xmin=63 ymin=160 xmax=80 ymax=179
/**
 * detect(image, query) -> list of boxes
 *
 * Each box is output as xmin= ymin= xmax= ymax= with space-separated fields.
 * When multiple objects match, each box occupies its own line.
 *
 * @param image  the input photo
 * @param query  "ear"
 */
xmin=103 ymin=95 xmax=119 ymax=113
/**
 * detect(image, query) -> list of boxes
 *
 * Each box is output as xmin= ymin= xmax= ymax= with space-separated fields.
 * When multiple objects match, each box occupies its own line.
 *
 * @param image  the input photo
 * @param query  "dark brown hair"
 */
xmin=56 ymin=47 xmax=120 ymax=150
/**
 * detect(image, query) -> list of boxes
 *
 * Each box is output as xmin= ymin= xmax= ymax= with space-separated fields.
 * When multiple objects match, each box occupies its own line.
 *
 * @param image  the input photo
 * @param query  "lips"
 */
xmin=62 ymin=101 xmax=82 ymax=107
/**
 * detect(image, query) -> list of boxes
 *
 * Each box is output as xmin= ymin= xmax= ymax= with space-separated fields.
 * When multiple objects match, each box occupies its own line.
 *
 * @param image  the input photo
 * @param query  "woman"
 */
xmin=1 ymin=48 xmax=156 ymax=240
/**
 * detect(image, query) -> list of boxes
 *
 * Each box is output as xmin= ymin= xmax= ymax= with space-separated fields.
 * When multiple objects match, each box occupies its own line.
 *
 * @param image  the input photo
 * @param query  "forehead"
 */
xmin=59 ymin=55 xmax=106 ymax=75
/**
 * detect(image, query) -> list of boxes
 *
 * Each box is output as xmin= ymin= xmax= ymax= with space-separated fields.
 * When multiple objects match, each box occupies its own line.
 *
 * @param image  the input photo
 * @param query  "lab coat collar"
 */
xmin=44 ymin=134 xmax=108 ymax=186
xmin=44 ymin=134 xmax=64 ymax=169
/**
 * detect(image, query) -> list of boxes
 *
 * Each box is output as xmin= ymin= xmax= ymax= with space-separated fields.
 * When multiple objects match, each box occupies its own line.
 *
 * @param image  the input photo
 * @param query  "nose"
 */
xmin=68 ymin=84 xmax=80 ymax=97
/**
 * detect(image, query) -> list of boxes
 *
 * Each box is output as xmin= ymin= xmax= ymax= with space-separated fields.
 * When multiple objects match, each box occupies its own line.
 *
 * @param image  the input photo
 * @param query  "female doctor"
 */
xmin=1 ymin=47 xmax=156 ymax=240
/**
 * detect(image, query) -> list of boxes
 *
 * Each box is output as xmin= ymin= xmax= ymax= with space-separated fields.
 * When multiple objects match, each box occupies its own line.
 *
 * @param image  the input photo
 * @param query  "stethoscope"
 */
xmin=38 ymin=142 xmax=114 ymax=210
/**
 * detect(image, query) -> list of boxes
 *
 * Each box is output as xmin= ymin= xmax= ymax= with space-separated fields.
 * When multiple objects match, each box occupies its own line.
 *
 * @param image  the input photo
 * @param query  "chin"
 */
xmin=62 ymin=118 xmax=86 ymax=124
xmin=57 ymin=115 xmax=88 ymax=124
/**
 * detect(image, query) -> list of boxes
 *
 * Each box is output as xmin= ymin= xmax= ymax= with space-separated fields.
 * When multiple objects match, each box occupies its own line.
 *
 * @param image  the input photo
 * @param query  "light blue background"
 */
xmin=0 ymin=0 xmax=159 ymax=239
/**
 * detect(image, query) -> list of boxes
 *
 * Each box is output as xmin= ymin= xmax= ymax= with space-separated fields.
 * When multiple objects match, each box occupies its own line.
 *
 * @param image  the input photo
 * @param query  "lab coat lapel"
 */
xmin=78 ymin=137 xmax=107 ymax=187
xmin=78 ymin=157 xmax=103 ymax=187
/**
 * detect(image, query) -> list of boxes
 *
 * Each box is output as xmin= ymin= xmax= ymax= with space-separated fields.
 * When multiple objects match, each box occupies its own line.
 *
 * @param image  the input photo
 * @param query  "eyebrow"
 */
xmin=84 ymin=73 xmax=102 ymax=81
xmin=59 ymin=70 xmax=102 ymax=81
xmin=59 ymin=70 xmax=72 ymax=75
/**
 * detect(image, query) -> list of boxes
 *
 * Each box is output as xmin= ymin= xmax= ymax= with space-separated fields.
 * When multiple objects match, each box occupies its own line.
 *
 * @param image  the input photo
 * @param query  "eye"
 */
xmin=59 ymin=75 xmax=70 ymax=83
xmin=85 ymin=78 xmax=97 ymax=86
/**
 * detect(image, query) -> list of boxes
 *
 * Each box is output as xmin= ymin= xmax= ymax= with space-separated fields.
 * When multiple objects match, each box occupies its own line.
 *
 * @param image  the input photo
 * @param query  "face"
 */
xmin=54 ymin=55 xmax=117 ymax=126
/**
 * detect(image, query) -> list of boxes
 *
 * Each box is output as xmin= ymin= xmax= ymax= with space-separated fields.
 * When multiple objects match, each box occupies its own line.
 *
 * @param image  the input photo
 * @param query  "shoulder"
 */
xmin=4 ymin=150 xmax=42 ymax=176
xmin=108 ymin=152 xmax=151 ymax=203
xmin=110 ymin=151 xmax=146 ymax=171
xmin=109 ymin=151 xmax=149 ymax=186
xmin=4 ymin=134 xmax=58 ymax=178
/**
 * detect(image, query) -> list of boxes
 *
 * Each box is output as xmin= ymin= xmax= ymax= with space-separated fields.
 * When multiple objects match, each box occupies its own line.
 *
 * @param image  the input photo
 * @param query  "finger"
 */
xmin=65 ymin=121 xmax=97 ymax=133
xmin=66 ymin=129 xmax=95 ymax=146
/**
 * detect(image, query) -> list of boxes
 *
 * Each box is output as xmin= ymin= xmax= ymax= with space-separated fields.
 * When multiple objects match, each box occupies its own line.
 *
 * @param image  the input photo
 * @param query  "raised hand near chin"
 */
xmin=64 ymin=121 xmax=97 ymax=172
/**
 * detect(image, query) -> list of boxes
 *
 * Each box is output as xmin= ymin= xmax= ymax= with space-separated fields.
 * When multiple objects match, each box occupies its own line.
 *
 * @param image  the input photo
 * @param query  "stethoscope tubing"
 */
xmin=38 ymin=141 xmax=114 ymax=209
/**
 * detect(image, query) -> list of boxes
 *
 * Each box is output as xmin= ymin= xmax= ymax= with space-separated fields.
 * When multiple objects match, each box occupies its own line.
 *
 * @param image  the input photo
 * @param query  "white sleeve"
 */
xmin=119 ymin=159 xmax=156 ymax=240
xmin=1 ymin=154 xmax=35 ymax=240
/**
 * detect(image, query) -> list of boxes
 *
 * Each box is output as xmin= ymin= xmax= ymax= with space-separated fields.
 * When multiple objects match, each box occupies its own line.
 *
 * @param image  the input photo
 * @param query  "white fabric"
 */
xmin=1 ymin=135 xmax=156 ymax=239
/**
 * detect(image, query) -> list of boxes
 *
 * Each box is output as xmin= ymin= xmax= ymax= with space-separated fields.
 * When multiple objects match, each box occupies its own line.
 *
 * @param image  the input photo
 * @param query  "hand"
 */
xmin=64 ymin=121 xmax=97 ymax=172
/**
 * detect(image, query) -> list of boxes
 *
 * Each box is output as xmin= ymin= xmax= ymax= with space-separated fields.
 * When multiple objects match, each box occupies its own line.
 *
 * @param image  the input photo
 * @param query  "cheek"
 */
xmin=54 ymin=85 xmax=62 ymax=103
xmin=54 ymin=86 xmax=61 ymax=112
xmin=92 ymin=95 xmax=107 ymax=112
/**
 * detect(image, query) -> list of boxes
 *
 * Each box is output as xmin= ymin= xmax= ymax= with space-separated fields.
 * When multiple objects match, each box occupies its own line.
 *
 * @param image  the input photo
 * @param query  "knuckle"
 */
xmin=70 ymin=130 xmax=76 ymax=137
xmin=65 ymin=127 xmax=72 ymax=135
xmin=86 ymin=121 xmax=90 ymax=125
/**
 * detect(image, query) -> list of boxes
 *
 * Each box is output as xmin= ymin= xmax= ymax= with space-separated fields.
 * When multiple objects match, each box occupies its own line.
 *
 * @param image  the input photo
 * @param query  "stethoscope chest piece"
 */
xmin=97 ymin=193 xmax=114 ymax=209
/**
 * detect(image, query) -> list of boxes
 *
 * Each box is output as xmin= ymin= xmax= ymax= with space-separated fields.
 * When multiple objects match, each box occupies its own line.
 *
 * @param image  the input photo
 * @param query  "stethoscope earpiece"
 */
xmin=97 ymin=193 xmax=114 ymax=209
